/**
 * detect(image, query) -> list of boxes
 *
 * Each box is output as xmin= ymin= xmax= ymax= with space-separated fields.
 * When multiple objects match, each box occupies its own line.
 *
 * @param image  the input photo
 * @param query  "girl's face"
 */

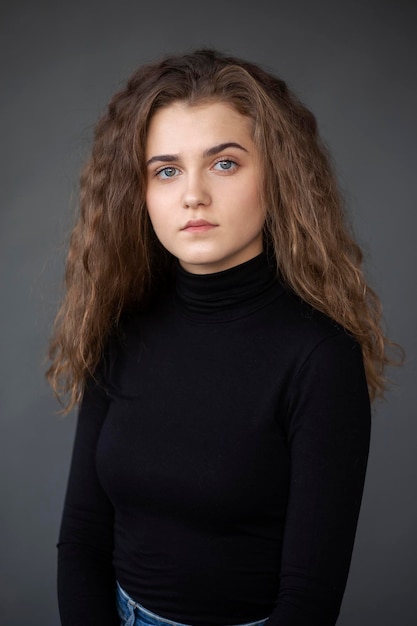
xmin=145 ymin=101 xmax=265 ymax=274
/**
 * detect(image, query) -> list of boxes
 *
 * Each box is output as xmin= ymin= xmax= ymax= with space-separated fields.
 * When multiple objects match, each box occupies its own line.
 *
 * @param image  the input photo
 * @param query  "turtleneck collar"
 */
xmin=174 ymin=253 xmax=284 ymax=321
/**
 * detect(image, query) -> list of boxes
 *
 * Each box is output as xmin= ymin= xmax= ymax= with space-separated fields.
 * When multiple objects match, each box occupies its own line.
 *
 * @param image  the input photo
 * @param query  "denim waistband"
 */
xmin=116 ymin=581 xmax=269 ymax=626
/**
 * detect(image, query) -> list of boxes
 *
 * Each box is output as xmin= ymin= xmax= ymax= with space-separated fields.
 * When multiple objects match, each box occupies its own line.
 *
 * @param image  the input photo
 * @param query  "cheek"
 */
xmin=146 ymin=188 xmax=166 ymax=226
xmin=146 ymin=192 xmax=174 ymax=249
xmin=147 ymin=210 xmax=166 ymax=240
xmin=145 ymin=186 xmax=156 ymax=215
xmin=234 ymin=180 xmax=264 ymax=221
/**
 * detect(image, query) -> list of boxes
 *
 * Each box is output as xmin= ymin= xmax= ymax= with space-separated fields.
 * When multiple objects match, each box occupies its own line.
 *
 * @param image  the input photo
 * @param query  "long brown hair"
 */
xmin=47 ymin=48 xmax=402 ymax=411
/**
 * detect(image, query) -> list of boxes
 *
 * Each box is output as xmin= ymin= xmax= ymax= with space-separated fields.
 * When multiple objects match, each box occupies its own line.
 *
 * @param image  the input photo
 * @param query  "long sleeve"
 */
xmin=57 ymin=376 xmax=119 ymax=626
xmin=267 ymin=332 xmax=371 ymax=625
xmin=55 ymin=256 xmax=373 ymax=626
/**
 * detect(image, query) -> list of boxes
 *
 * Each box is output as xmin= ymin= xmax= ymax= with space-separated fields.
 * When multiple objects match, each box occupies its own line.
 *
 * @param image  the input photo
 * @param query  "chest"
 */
xmin=97 ymin=312 xmax=294 ymax=524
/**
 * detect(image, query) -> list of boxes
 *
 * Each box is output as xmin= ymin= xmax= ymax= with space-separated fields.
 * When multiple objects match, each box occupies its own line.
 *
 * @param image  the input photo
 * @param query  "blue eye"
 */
xmin=156 ymin=167 xmax=179 ymax=179
xmin=213 ymin=159 xmax=237 ymax=171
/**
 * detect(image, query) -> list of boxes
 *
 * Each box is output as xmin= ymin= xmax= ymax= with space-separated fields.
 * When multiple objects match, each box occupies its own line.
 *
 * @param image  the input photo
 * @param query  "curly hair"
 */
xmin=47 ymin=48 xmax=402 ymax=411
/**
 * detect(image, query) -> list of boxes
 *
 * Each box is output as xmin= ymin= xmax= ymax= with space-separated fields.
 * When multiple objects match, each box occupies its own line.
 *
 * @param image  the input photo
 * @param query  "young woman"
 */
xmin=48 ymin=49 xmax=399 ymax=626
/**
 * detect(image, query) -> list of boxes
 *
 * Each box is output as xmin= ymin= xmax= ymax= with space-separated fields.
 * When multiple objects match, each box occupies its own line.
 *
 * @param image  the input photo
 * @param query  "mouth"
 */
xmin=181 ymin=219 xmax=217 ymax=233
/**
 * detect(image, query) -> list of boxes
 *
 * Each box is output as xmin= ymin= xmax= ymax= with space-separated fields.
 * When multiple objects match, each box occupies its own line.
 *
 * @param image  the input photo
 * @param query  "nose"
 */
xmin=181 ymin=172 xmax=211 ymax=209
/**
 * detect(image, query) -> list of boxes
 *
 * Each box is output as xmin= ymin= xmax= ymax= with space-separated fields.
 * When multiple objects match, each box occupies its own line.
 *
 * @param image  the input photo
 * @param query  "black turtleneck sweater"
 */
xmin=57 ymin=254 xmax=371 ymax=626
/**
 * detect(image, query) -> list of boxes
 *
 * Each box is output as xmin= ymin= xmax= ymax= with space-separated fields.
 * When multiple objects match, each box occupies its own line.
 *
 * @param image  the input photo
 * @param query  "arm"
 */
xmin=57 ymin=376 xmax=119 ymax=626
xmin=269 ymin=332 xmax=371 ymax=625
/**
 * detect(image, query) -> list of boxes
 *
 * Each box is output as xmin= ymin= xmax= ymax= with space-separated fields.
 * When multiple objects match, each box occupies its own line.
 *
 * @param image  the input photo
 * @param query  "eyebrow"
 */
xmin=146 ymin=142 xmax=248 ymax=167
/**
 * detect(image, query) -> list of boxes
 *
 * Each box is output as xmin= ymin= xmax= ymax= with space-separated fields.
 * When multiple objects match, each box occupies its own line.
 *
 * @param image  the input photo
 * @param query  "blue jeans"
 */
xmin=116 ymin=582 xmax=269 ymax=626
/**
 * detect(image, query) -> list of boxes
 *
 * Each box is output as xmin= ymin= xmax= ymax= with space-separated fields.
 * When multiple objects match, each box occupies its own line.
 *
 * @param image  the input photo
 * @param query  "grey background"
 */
xmin=1 ymin=1 xmax=416 ymax=624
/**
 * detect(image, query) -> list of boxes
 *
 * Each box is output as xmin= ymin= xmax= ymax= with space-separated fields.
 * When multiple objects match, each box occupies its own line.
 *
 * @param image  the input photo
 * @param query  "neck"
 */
xmin=175 ymin=253 xmax=283 ymax=321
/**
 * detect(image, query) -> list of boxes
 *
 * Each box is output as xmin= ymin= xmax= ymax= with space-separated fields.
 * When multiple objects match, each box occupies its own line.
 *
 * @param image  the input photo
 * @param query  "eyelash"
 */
xmin=154 ymin=158 xmax=239 ymax=179
xmin=155 ymin=166 xmax=180 ymax=179
xmin=212 ymin=158 xmax=238 ymax=172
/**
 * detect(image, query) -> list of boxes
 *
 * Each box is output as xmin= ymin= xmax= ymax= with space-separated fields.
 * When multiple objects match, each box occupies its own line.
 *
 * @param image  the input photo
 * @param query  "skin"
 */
xmin=145 ymin=101 xmax=265 ymax=274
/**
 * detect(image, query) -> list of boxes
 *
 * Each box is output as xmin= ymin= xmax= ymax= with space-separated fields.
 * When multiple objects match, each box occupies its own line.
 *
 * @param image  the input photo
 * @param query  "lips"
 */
xmin=181 ymin=219 xmax=217 ymax=232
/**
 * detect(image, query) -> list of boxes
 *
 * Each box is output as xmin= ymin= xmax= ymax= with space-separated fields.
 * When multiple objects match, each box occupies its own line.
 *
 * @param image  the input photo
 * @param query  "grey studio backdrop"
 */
xmin=1 ymin=1 xmax=416 ymax=625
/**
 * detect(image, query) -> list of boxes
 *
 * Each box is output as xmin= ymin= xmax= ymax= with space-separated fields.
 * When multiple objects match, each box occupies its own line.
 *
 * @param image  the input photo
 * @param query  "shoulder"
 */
xmin=278 ymin=292 xmax=370 ymax=420
xmin=98 ymin=290 xmax=174 ymax=391
xmin=264 ymin=284 xmax=359 ymax=369
xmin=272 ymin=292 xmax=371 ymax=436
xmin=278 ymin=287 xmax=347 ymax=339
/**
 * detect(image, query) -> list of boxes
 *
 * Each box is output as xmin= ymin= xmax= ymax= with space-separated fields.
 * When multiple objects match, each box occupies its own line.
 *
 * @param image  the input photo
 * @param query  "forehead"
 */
xmin=145 ymin=101 xmax=254 ymax=154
